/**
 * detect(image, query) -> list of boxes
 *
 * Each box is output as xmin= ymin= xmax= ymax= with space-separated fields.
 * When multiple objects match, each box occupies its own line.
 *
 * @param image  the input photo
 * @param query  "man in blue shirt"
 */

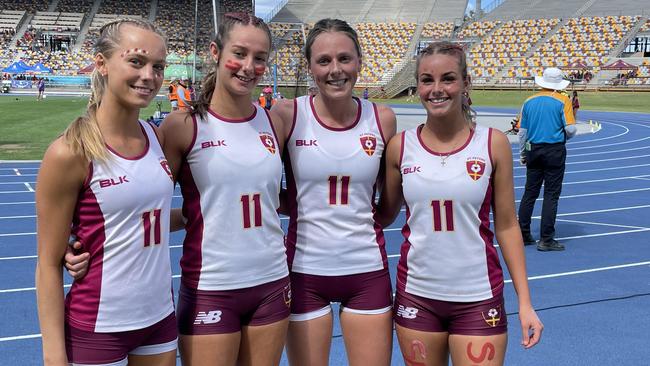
xmin=517 ymin=67 xmax=576 ymax=251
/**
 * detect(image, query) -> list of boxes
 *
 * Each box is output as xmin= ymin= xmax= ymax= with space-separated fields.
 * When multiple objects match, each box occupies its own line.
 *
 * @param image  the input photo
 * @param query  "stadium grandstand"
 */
xmin=1 ymin=0 xmax=650 ymax=95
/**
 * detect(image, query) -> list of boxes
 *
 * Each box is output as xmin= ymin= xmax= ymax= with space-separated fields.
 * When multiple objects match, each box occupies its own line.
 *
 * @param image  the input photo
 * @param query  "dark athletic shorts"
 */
xmin=65 ymin=312 xmax=177 ymax=365
xmin=177 ymin=276 xmax=291 ymax=335
xmin=289 ymin=269 xmax=393 ymax=321
xmin=393 ymin=289 xmax=507 ymax=336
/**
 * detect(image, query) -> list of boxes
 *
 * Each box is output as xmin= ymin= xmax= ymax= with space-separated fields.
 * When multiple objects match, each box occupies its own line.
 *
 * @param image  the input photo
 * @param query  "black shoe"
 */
xmin=522 ymin=233 xmax=536 ymax=245
xmin=537 ymin=239 xmax=565 ymax=251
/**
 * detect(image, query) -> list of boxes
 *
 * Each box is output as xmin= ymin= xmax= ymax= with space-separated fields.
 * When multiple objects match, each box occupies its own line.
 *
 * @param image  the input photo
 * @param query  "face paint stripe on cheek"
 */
xmin=225 ymin=60 xmax=242 ymax=72
xmin=254 ymin=65 xmax=266 ymax=77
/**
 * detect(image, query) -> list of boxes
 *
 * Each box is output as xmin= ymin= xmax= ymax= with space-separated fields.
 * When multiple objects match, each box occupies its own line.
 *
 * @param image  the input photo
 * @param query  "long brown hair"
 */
xmin=416 ymin=41 xmax=476 ymax=123
xmin=63 ymin=19 xmax=165 ymax=162
xmin=192 ymin=12 xmax=272 ymax=119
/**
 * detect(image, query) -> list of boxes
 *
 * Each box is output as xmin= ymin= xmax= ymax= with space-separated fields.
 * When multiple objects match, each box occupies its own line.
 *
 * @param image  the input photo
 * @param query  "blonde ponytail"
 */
xmin=62 ymin=18 xmax=165 ymax=162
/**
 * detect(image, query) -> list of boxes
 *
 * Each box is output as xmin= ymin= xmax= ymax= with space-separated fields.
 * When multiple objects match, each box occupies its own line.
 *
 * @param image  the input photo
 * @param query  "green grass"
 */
xmin=0 ymin=95 xmax=170 ymax=160
xmin=1 ymin=91 xmax=648 ymax=160
xmin=389 ymin=90 xmax=650 ymax=113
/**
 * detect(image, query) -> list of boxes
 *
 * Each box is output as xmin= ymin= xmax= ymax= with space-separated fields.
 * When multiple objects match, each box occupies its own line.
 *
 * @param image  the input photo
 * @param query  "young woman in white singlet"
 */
xmin=377 ymin=41 xmax=543 ymax=366
xmin=273 ymin=18 xmax=396 ymax=366
xmin=36 ymin=19 xmax=177 ymax=366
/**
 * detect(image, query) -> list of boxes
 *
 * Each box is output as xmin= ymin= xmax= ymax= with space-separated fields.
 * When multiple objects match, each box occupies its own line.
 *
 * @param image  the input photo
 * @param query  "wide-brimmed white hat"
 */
xmin=535 ymin=67 xmax=570 ymax=90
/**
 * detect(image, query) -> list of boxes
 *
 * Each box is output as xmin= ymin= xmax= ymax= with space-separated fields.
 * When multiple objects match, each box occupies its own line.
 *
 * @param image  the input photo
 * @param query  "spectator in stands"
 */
xmin=517 ymin=67 xmax=576 ymax=251
xmin=376 ymin=40 xmax=542 ymax=366
xmin=571 ymin=91 xmax=580 ymax=118
xmin=273 ymin=18 xmax=396 ymax=366
xmin=37 ymin=78 xmax=45 ymax=101
xmin=363 ymin=87 xmax=369 ymax=99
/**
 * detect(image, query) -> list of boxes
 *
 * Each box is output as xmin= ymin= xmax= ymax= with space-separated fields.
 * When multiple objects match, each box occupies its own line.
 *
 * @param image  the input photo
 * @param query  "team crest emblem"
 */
xmin=466 ymin=157 xmax=486 ymax=181
xmin=259 ymin=133 xmax=276 ymax=154
xmin=283 ymin=284 xmax=292 ymax=307
xmin=159 ymin=158 xmax=173 ymax=181
xmin=360 ymin=134 xmax=377 ymax=156
xmin=481 ymin=306 xmax=502 ymax=327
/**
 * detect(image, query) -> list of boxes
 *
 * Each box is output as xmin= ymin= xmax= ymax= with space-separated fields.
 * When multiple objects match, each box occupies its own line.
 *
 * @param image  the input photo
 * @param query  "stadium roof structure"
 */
xmin=482 ymin=0 xmax=650 ymax=20
xmin=602 ymin=59 xmax=638 ymax=70
xmin=271 ymin=0 xmax=468 ymax=23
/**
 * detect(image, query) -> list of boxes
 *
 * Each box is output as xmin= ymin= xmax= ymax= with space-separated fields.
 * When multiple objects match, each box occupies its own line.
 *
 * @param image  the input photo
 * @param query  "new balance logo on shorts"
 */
xmin=194 ymin=310 xmax=222 ymax=325
xmin=396 ymin=305 xmax=419 ymax=319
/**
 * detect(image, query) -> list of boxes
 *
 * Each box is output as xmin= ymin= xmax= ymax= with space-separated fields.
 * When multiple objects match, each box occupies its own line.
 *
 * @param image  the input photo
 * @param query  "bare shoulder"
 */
xmin=272 ymin=98 xmax=295 ymax=122
xmin=40 ymin=137 xmax=88 ymax=184
xmin=160 ymin=110 xmax=194 ymax=147
xmin=375 ymin=103 xmax=397 ymax=140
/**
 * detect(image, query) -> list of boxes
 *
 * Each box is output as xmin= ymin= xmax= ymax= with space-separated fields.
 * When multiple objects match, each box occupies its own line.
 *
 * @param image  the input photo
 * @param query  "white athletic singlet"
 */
xmin=285 ymin=95 xmax=387 ymax=276
xmin=66 ymin=121 xmax=174 ymax=332
xmin=397 ymin=124 xmax=504 ymax=302
xmin=179 ymin=106 xmax=288 ymax=291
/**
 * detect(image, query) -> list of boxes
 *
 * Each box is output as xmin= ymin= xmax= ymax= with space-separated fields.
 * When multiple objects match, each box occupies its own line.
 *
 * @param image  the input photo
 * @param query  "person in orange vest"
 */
xmin=168 ymin=77 xmax=179 ymax=111
xmin=258 ymin=92 xmax=267 ymax=108
xmin=176 ymin=78 xmax=191 ymax=110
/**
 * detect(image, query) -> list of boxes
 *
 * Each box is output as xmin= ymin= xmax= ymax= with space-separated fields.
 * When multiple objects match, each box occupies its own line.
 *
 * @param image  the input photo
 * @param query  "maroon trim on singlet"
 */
xmin=372 ymin=103 xmax=387 ymax=145
xmin=479 ymin=174 xmax=503 ymax=297
xmin=309 ymin=95 xmax=362 ymax=131
xmin=396 ymin=205 xmax=412 ymax=292
xmin=370 ymin=182 xmax=388 ymax=269
xmin=487 ymin=128 xmax=494 ymax=167
xmin=105 ymin=122 xmax=150 ymax=160
xmin=263 ymin=108 xmax=281 ymax=151
xmin=398 ymin=132 xmax=406 ymax=167
xmin=208 ymin=104 xmax=257 ymax=123
xmin=81 ymin=162 xmax=93 ymax=190
xmin=66 ymin=183 xmax=106 ymax=331
xmin=178 ymin=158 xmax=205 ymax=290
xmin=285 ymin=99 xmax=298 ymax=141
xmin=183 ymin=114 xmax=199 ymax=158
xmin=146 ymin=120 xmax=164 ymax=147
xmin=416 ymin=124 xmax=475 ymax=157
xmin=283 ymin=153 xmax=299 ymax=270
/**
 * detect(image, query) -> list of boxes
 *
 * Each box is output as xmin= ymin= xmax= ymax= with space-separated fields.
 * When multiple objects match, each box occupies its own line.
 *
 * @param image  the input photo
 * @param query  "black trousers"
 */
xmin=518 ymin=143 xmax=566 ymax=242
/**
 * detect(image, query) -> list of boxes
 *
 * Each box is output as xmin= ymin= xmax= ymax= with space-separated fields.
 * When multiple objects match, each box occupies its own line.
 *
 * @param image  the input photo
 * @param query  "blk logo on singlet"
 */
xmin=99 ymin=176 xmax=129 ymax=188
xmin=402 ymin=166 xmax=421 ymax=175
xmin=396 ymin=305 xmax=419 ymax=319
xmin=201 ymin=140 xmax=227 ymax=149
xmin=296 ymin=139 xmax=318 ymax=147
xmin=194 ymin=310 xmax=222 ymax=325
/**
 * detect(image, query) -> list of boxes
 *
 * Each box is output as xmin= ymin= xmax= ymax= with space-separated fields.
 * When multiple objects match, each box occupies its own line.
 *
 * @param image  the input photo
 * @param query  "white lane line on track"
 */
xmin=0 ymin=232 xmax=36 ymax=237
xmin=508 ymin=261 xmax=650 ymax=283
xmin=23 ymin=183 xmax=34 ymax=192
xmin=0 ymin=334 xmax=42 ymax=342
xmin=633 ymin=177 xmax=650 ymax=181
xmin=515 ymin=175 xmax=650 ymax=189
xmin=555 ymin=218 xmax=649 ymax=230
xmin=513 ymin=156 xmax=650 ymax=171
xmin=0 ymin=191 xmax=35 ymax=194
xmin=569 ymin=136 xmax=650 ymax=151
xmin=568 ymin=145 xmax=650 ymax=157
xmin=0 ymin=201 xmax=35 ymax=205
xmin=515 ymin=187 xmax=650 ymax=203
xmin=566 ymin=121 xmax=630 ymax=145
xmin=0 ymin=255 xmax=36 ymax=260
xmin=13 ymin=169 xmax=20 ymax=176
xmin=0 ymin=181 xmax=36 ymax=185
xmin=0 ymin=215 xmax=35 ymax=219
xmin=0 ymin=174 xmax=37 ymax=177
xmin=514 ymin=163 xmax=650 ymax=178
